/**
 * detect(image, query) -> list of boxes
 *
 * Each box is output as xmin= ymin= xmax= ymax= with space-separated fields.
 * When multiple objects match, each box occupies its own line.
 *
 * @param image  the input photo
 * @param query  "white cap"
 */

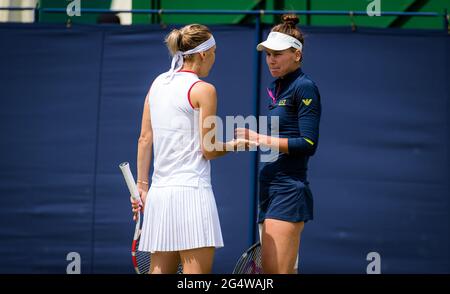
xmin=256 ymin=32 xmax=303 ymax=52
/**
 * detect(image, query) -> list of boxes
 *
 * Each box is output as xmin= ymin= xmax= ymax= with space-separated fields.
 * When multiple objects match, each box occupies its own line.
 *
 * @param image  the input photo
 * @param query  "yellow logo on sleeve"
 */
xmin=278 ymin=99 xmax=287 ymax=106
xmin=302 ymin=99 xmax=312 ymax=106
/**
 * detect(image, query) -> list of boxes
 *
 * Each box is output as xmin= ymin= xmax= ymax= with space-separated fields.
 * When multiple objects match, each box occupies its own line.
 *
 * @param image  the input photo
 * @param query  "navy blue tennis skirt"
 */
xmin=258 ymin=177 xmax=313 ymax=223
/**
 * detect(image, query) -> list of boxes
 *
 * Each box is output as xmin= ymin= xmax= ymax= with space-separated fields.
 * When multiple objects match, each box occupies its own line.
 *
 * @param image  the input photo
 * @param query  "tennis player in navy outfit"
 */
xmin=236 ymin=14 xmax=321 ymax=274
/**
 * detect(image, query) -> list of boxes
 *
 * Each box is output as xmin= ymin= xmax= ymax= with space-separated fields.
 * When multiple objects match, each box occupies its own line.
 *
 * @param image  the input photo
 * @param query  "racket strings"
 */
xmin=136 ymin=251 xmax=151 ymax=274
xmin=233 ymin=242 xmax=262 ymax=274
xmin=134 ymin=238 xmax=151 ymax=274
xmin=134 ymin=239 xmax=183 ymax=274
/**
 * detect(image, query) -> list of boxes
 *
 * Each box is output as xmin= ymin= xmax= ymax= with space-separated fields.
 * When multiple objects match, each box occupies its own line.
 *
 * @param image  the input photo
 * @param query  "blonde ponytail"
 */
xmin=165 ymin=28 xmax=183 ymax=56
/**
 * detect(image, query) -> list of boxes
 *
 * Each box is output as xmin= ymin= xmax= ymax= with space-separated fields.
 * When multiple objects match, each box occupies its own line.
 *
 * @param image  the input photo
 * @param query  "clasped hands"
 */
xmin=226 ymin=128 xmax=260 ymax=151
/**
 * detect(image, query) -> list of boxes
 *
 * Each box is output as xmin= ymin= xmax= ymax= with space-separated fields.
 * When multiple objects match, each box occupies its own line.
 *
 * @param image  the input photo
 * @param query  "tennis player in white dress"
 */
xmin=130 ymin=24 xmax=254 ymax=274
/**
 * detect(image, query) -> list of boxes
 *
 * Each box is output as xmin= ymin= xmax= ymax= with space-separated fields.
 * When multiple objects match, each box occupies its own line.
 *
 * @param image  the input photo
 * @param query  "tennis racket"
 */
xmin=119 ymin=162 xmax=183 ymax=274
xmin=232 ymin=242 xmax=262 ymax=274
xmin=119 ymin=162 xmax=151 ymax=274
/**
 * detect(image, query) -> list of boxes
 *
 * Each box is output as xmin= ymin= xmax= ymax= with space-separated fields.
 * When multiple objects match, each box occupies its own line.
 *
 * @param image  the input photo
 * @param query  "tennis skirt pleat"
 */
xmin=138 ymin=185 xmax=224 ymax=252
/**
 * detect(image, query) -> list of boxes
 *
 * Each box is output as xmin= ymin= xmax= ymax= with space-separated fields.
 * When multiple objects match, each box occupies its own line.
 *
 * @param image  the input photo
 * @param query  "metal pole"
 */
xmin=0 ymin=7 xmax=444 ymax=18
xmin=306 ymin=0 xmax=311 ymax=26
xmin=13 ymin=8 xmax=438 ymax=17
xmin=444 ymin=8 xmax=449 ymax=33
xmin=250 ymin=12 xmax=262 ymax=246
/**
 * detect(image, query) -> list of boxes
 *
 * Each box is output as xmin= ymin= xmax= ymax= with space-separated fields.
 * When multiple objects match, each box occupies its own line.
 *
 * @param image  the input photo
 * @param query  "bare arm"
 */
xmin=190 ymin=82 xmax=230 ymax=160
xmin=137 ymin=94 xmax=153 ymax=186
xmin=132 ymin=94 xmax=153 ymax=218
xmin=254 ymin=133 xmax=289 ymax=154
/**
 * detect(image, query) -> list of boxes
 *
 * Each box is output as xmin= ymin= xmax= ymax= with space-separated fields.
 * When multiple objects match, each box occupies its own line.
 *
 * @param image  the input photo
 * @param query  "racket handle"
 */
xmin=119 ymin=162 xmax=141 ymax=201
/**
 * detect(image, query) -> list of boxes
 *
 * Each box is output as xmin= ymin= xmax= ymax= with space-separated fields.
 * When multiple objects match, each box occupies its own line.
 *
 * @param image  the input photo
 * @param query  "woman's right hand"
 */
xmin=130 ymin=186 xmax=148 ymax=221
xmin=225 ymin=138 xmax=259 ymax=151
xmin=235 ymin=128 xmax=260 ymax=143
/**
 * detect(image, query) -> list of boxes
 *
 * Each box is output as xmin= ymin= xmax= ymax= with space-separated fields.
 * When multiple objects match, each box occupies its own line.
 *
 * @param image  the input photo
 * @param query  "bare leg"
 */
xmin=261 ymin=219 xmax=304 ymax=274
xmin=150 ymin=251 xmax=180 ymax=274
xmin=179 ymin=247 xmax=215 ymax=274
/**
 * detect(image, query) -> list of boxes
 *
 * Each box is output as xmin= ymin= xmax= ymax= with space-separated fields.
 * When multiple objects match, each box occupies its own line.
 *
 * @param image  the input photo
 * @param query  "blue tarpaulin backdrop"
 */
xmin=0 ymin=23 xmax=449 ymax=273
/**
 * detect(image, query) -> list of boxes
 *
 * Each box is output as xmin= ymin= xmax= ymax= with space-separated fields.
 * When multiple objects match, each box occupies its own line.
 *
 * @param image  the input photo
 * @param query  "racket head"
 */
xmin=121 ymin=162 xmax=183 ymax=274
xmin=131 ymin=212 xmax=183 ymax=274
xmin=131 ymin=212 xmax=151 ymax=274
xmin=232 ymin=242 xmax=262 ymax=274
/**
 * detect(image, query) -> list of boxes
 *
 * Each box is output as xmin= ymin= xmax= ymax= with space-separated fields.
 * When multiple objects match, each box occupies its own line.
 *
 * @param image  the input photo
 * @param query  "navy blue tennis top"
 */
xmin=259 ymin=67 xmax=321 ymax=183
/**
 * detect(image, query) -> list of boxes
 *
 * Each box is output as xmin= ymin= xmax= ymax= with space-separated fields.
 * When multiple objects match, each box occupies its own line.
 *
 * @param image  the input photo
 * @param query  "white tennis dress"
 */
xmin=138 ymin=71 xmax=224 ymax=252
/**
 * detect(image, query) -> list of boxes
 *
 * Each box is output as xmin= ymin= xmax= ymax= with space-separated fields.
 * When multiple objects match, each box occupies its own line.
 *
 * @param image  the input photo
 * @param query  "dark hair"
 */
xmin=271 ymin=14 xmax=304 ymax=46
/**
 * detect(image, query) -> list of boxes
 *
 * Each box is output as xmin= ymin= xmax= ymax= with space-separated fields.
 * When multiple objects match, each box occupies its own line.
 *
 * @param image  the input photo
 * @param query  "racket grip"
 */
xmin=119 ymin=162 xmax=141 ymax=202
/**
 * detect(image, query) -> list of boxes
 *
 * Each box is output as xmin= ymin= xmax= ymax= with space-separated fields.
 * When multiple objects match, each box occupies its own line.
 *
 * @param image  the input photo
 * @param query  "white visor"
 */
xmin=256 ymin=32 xmax=302 ymax=52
